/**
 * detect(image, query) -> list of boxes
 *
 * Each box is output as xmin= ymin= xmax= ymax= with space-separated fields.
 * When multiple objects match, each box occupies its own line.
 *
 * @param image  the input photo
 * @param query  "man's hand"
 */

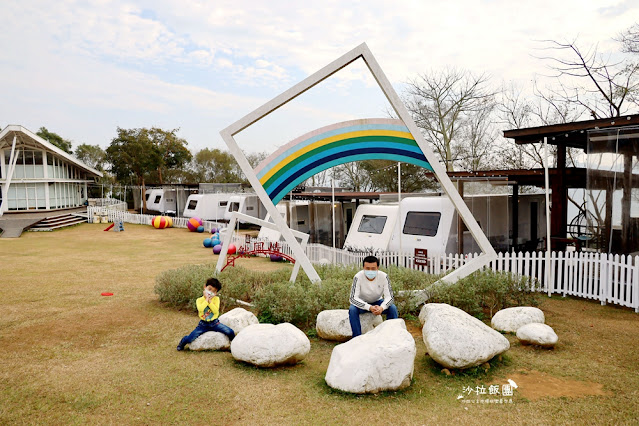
xmin=370 ymin=305 xmax=383 ymax=315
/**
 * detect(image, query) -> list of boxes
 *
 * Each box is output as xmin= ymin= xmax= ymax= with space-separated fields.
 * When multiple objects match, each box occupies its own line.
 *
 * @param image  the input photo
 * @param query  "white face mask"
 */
xmin=364 ymin=270 xmax=378 ymax=280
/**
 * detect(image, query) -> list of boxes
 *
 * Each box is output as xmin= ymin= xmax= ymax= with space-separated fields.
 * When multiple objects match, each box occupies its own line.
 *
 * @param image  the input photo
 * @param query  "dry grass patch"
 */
xmin=1 ymin=223 xmax=638 ymax=424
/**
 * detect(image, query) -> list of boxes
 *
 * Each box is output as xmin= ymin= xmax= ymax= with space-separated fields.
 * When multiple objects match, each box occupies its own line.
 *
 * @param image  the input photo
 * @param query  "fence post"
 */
xmin=633 ymin=256 xmax=639 ymax=313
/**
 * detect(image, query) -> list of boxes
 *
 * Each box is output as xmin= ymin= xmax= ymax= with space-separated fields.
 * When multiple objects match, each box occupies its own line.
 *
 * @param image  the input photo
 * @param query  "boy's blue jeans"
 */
xmin=178 ymin=319 xmax=235 ymax=350
xmin=349 ymin=299 xmax=398 ymax=337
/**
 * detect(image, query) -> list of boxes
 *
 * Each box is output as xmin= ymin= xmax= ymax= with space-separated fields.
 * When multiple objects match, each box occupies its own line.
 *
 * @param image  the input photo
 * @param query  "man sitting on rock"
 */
xmin=349 ymin=255 xmax=398 ymax=337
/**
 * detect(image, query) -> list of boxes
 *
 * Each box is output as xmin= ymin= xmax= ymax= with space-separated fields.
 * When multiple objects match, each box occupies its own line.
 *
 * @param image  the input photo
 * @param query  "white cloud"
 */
xmin=1 ymin=0 xmax=637 ymax=154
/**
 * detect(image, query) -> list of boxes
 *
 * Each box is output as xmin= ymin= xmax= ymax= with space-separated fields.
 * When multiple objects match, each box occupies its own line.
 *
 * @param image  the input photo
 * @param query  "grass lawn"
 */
xmin=1 ymin=223 xmax=638 ymax=425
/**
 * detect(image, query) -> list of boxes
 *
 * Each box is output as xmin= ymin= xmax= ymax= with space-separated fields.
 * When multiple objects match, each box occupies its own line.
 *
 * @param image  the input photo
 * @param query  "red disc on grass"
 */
xmin=101 ymin=292 xmax=114 ymax=296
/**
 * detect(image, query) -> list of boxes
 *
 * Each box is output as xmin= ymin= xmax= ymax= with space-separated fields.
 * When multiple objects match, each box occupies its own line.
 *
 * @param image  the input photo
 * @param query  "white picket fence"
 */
xmin=81 ymin=208 xmax=638 ymax=313
xmin=229 ymin=235 xmax=639 ymax=312
xmin=86 ymin=207 xmax=225 ymax=231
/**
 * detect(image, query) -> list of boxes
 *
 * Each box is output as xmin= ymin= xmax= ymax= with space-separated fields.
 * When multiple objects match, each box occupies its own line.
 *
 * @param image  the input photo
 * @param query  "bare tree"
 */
xmin=403 ymin=68 xmax=496 ymax=171
xmin=617 ymin=23 xmax=639 ymax=54
xmin=537 ymin=39 xmax=639 ymax=119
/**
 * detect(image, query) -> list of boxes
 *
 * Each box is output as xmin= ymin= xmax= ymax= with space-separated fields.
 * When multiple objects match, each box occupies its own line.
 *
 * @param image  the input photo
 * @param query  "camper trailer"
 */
xmin=257 ymin=200 xmax=345 ymax=246
xmin=183 ymin=193 xmax=232 ymax=221
xmin=224 ymin=194 xmax=268 ymax=223
xmin=344 ymin=194 xmax=547 ymax=256
xmin=145 ymin=188 xmax=177 ymax=215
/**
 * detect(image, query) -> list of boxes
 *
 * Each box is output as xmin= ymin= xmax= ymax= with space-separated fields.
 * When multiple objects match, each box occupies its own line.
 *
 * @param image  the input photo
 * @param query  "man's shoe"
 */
xmin=176 ymin=345 xmax=183 ymax=351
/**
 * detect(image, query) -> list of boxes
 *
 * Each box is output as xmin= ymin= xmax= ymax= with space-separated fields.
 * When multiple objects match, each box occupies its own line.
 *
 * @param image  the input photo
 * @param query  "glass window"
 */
xmin=187 ymin=199 xmax=198 ymax=210
xmin=403 ymin=212 xmax=441 ymax=237
xmin=358 ymin=215 xmax=387 ymax=234
xmin=230 ymin=202 xmax=240 ymax=212
xmin=219 ymin=201 xmax=228 ymax=207
xmin=154 ymin=195 xmax=162 ymax=203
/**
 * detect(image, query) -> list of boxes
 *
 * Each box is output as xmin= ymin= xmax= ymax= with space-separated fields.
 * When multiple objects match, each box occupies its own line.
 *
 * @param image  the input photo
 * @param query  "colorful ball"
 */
xmin=166 ymin=216 xmax=173 ymax=227
xmin=210 ymin=228 xmax=217 ymax=234
xmin=203 ymin=238 xmax=213 ymax=248
xmin=196 ymin=225 xmax=204 ymax=233
xmin=213 ymin=244 xmax=222 ymax=255
xmin=152 ymin=216 xmax=171 ymax=229
xmin=270 ymin=254 xmax=283 ymax=262
xmin=187 ymin=217 xmax=203 ymax=231
xmin=227 ymin=244 xmax=237 ymax=255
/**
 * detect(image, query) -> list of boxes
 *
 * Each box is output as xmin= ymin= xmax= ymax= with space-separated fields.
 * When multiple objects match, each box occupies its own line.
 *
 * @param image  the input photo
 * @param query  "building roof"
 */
xmin=0 ymin=125 xmax=103 ymax=177
xmin=503 ymin=114 xmax=639 ymax=150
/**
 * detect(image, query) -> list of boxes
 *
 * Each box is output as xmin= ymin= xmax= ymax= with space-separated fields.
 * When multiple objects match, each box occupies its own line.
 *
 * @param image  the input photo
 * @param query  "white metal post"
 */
xmin=544 ymin=137 xmax=552 ymax=297
xmin=398 ymin=162 xmax=402 ymax=265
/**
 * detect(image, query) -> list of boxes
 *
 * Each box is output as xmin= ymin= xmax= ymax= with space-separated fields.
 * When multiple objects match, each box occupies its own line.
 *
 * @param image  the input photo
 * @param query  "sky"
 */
xmin=1 ymin=0 xmax=637 ymax=155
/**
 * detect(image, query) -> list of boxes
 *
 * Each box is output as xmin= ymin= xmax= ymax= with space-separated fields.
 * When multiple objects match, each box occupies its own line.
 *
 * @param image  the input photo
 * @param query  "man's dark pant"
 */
xmin=178 ymin=319 xmax=235 ymax=350
xmin=348 ymin=299 xmax=398 ymax=337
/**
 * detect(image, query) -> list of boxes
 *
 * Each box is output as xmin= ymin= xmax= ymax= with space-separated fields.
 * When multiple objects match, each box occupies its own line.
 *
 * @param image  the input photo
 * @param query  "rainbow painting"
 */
xmin=254 ymin=118 xmax=433 ymax=204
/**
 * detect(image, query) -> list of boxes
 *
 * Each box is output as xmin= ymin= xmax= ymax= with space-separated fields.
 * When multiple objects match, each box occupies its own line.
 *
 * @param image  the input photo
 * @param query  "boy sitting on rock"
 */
xmin=177 ymin=277 xmax=235 ymax=351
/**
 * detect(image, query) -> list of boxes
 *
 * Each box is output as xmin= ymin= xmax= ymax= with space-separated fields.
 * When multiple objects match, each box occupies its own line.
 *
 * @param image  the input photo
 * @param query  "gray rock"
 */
xmin=316 ymin=309 xmax=382 ymax=342
xmin=420 ymin=303 xmax=510 ymax=369
xmin=219 ymin=307 xmax=259 ymax=335
xmin=491 ymin=307 xmax=545 ymax=333
xmin=325 ymin=319 xmax=416 ymax=393
xmin=230 ymin=323 xmax=310 ymax=367
xmin=516 ymin=323 xmax=558 ymax=347
xmin=189 ymin=332 xmax=230 ymax=351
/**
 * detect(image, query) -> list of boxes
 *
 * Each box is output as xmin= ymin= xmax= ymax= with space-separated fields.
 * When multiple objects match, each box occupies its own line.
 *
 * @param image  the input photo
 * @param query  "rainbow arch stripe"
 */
xmin=254 ymin=118 xmax=433 ymax=204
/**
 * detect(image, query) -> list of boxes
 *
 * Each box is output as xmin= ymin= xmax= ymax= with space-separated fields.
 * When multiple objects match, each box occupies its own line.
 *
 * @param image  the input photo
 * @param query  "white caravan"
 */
xmin=224 ymin=194 xmax=268 ymax=223
xmin=182 ymin=193 xmax=232 ymax=221
xmin=344 ymin=195 xmax=547 ymax=256
xmin=145 ymin=189 xmax=177 ymax=215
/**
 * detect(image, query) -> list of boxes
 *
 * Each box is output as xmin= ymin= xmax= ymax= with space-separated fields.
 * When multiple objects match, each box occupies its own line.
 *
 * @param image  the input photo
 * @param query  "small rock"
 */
xmin=219 ymin=307 xmax=259 ymax=335
xmin=231 ymin=323 xmax=310 ymax=367
xmin=189 ymin=331 xmax=231 ymax=351
xmin=325 ymin=319 xmax=416 ymax=394
xmin=316 ymin=309 xmax=382 ymax=342
xmin=491 ymin=307 xmax=545 ymax=333
xmin=420 ymin=303 xmax=510 ymax=369
xmin=516 ymin=323 xmax=558 ymax=348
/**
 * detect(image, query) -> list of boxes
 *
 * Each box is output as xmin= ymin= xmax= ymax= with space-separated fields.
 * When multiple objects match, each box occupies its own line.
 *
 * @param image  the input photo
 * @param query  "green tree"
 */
xmin=37 ymin=127 xmax=73 ymax=154
xmin=106 ymin=127 xmax=162 ymax=211
xmin=189 ymin=148 xmax=243 ymax=183
xmin=74 ymin=144 xmax=106 ymax=171
xmin=146 ymin=127 xmax=192 ymax=184
xmin=360 ymin=160 xmax=437 ymax=193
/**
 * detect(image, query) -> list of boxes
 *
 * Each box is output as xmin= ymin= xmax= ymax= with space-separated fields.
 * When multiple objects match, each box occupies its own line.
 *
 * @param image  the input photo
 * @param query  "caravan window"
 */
xmin=154 ymin=195 xmax=162 ymax=203
xmin=187 ymin=200 xmax=198 ymax=210
xmin=219 ymin=201 xmax=228 ymax=207
xmin=230 ymin=202 xmax=240 ymax=212
xmin=358 ymin=215 xmax=387 ymax=234
xmin=403 ymin=212 xmax=441 ymax=237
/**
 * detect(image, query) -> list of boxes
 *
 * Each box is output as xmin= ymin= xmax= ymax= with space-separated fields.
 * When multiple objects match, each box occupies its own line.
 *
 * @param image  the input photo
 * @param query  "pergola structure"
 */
xmin=504 ymin=114 xmax=639 ymax=253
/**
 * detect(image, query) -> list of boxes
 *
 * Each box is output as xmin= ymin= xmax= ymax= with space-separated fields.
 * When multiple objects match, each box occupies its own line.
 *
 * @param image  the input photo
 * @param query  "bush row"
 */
xmin=154 ymin=263 xmax=539 ymax=330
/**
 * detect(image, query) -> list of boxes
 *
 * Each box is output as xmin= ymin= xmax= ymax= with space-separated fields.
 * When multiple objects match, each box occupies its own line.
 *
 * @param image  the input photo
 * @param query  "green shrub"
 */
xmin=427 ymin=270 xmax=540 ymax=318
xmin=154 ymin=263 xmax=538 ymax=329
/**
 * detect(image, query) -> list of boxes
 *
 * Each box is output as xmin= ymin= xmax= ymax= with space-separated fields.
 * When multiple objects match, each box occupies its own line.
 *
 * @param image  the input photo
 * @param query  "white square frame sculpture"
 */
xmin=220 ymin=42 xmax=497 ymax=283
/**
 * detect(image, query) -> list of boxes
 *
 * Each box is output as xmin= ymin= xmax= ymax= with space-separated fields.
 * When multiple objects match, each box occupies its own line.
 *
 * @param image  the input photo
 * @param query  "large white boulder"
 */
xmin=420 ymin=303 xmax=510 ymax=369
xmin=189 ymin=332 xmax=230 ymax=351
xmin=516 ymin=323 xmax=558 ymax=347
xmin=219 ymin=308 xmax=259 ymax=335
xmin=491 ymin=307 xmax=545 ymax=333
xmin=325 ymin=319 xmax=416 ymax=394
xmin=230 ymin=323 xmax=310 ymax=367
xmin=316 ymin=309 xmax=383 ymax=342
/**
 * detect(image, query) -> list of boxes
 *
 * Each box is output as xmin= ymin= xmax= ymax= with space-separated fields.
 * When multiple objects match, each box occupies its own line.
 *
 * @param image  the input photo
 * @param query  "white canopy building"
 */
xmin=0 ymin=125 xmax=102 ymax=214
